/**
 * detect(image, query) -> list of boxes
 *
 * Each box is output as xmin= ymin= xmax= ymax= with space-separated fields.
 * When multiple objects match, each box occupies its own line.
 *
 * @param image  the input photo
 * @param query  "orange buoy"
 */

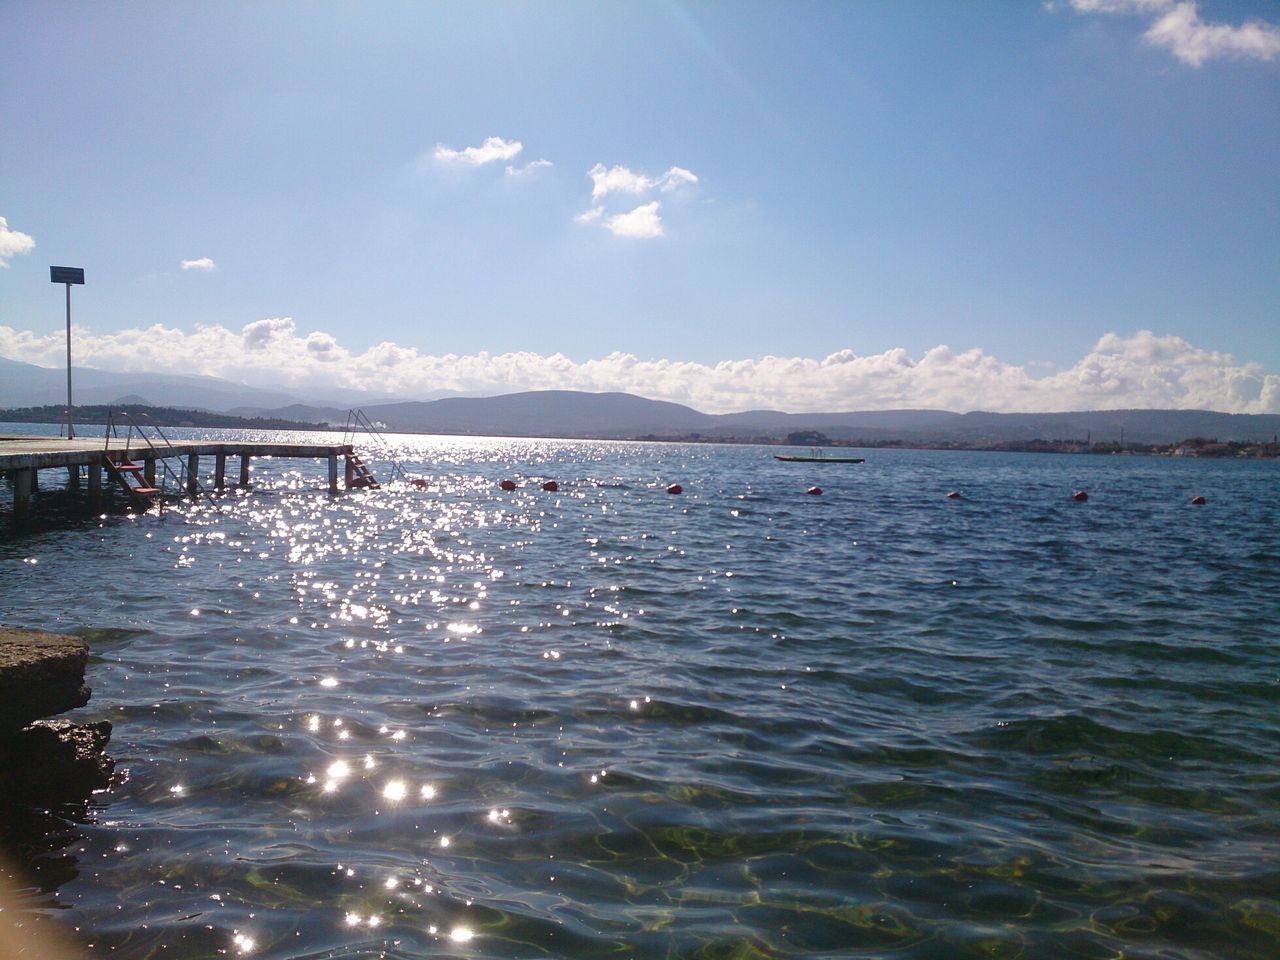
xmin=542 ymin=480 xmax=558 ymax=492
xmin=946 ymin=491 xmax=962 ymax=499
xmin=1072 ymin=490 xmax=1089 ymax=502
xmin=499 ymin=479 xmax=517 ymax=491
xmin=666 ymin=484 xmax=683 ymax=495
xmin=807 ymin=486 xmax=822 ymax=496
xmin=1190 ymin=495 xmax=1207 ymax=505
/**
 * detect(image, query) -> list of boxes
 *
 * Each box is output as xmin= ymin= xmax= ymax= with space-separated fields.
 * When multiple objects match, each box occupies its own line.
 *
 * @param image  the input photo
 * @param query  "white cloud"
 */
xmin=0 ymin=216 xmax=36 ymax=268
xmin=1 ymin=324 xmax=1275 ymax=414
xmin=1144 ymin=2 xmax=1280 ymax=66
xmin=587 ymin=163 xmax=699 ymax=199
xmin=242 ymin=316 xmax=296 ymax=350
xmin=1069 ymin=0 xmax=1171 ymax=13
xmin=505 ymin=159 xmax=553 ymax=177
xmin=603 ymin=202 xmax=664 ymax=239
xmin=180 ymin=257 xmax=216 ymax=271
xmin=580 ymin=163 xmax=696 ymax=237
xmin=657 ymin=166 xmax=699 ymax=192
xmin=588 ymin=163 xmax=652 ymax=198
xmin=434 ymin=136 xmax=523 ymax=166
xmin=1068 ymin=0 xmax=1280 ymax=66
xmin=305 ymin=330 xmax=340 ymax=359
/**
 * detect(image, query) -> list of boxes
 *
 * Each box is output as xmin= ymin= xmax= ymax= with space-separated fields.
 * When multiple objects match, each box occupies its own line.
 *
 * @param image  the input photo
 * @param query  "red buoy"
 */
xmin=946 ymin=491 xmax=962 ymax=499
xmin=542 ymin=480 xmax=558 ymax=492
xmin=1072 ymin=490 xmax=1089 ymax=502
xmin=411 ymin=478 xmax=427 ymax=489
xmin=807 ymin=486 xmax=822 ymax=496
xmin=666 ymin=484 xmax=683 ymax=495
xmin=499 ymin=479 xmax=517 ymax=491
xmin=1190 ymin=495 xmax=1207 ymax=505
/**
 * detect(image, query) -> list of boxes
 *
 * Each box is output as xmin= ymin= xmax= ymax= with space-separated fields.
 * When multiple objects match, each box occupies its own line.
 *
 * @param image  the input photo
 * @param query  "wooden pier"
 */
xmin=1 ymin=435 xmax=372 ymax=525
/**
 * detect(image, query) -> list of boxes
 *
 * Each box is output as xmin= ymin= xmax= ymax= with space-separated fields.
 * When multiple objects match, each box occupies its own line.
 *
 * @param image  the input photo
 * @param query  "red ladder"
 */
xmin=346 ymin=453 xmax=381 ymax=489
xmin=103 ymin=455 xmax=162 ymax=506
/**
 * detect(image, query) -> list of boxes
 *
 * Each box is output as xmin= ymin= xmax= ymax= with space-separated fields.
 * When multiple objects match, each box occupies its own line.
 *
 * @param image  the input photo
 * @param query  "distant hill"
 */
xmin=354 ymin=391 xmax=711 ymax=437
xmin=0 ymin=403 xmax=327 ymax=431
xmin=227 ymin=402 xmax=351 ymax=426
xmin=891 ymin=409 xmax=1280 ymax=445
xmin=0 ymin=357 xmax=407 ymax=413
xmin=250 ymin=390 xmax=1280 ymax=445
xmin=4 ymin=357 xmax=1278 ymax=445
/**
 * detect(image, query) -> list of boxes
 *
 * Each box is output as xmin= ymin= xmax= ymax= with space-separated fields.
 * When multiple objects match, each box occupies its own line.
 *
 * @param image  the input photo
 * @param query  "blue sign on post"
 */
xmin=51 ymin=266 xmax=85 ymax=284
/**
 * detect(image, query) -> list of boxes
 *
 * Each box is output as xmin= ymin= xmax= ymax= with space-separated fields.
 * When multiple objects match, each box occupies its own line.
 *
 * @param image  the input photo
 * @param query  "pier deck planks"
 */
xmin=0 ymin=436 xmax=352 ymax=471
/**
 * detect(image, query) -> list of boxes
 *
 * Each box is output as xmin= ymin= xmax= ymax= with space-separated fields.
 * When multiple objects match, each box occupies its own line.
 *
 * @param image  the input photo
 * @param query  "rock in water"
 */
xmin=0 ymin=720 xmax=115 ymax=802
xmin=0 ymin=629 xmax=91 ymax=730
xmin=0 ymin=628 xmax=114 ymax=804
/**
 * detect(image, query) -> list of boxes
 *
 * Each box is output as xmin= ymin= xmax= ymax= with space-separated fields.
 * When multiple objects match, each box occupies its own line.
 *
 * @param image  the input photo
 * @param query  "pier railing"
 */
xmin=343 ymin=409 xmax=407 ymax=484
xmin=5 ymin=432 xmax=358 ymax=527
xmin=103 ymin=411 xmax=208 ymax=507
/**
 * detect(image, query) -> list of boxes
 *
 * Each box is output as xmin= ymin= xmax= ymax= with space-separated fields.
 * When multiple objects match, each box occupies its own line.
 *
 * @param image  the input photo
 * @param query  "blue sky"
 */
xmin=2 ymin=1 xmax=1278 ymax=413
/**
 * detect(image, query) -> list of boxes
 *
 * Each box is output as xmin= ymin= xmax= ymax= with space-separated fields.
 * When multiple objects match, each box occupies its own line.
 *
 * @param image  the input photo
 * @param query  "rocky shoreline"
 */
xmin=0 ymin=628 xmax=114 ymax=804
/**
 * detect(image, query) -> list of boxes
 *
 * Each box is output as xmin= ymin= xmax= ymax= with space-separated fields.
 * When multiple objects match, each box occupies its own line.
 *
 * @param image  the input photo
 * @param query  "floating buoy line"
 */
xmin=337 ymin=417 xmax=1214 ymax=507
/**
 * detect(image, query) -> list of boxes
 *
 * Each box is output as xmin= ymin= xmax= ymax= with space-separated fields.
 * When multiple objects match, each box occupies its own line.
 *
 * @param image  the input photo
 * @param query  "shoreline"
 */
xmin=3 ymin=416 xmax=1277 ymax=459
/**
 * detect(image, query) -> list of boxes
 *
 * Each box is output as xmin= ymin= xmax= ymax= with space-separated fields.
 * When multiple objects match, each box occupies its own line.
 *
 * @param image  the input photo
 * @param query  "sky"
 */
xmin=2 ymin=0 xmax=1278 ymax=414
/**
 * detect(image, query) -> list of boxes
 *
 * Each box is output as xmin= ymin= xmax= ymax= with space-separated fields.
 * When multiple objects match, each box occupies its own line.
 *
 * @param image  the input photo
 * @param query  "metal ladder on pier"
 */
xmin=101 ymin=411 xmax=205 ymax=510
xmin=340 ymin=409 xmax=394 ymax=489
xmin=103 ymin=456 xmax=162 ymax=507
xmin=345 ymin=452 xmax=381 ymax=489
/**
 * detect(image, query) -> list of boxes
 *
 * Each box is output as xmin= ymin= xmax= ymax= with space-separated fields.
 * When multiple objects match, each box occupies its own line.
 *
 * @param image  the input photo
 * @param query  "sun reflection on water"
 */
xmin=326 ymin=760 xmax=350 ymax=779
xmin=30 ymin=435 xmax=1275 ymax=959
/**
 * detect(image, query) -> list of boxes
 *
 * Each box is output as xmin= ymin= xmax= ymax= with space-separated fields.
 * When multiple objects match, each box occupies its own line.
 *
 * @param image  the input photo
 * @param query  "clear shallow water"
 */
xmin=2 ymin=431 xmax=1278 ymax=959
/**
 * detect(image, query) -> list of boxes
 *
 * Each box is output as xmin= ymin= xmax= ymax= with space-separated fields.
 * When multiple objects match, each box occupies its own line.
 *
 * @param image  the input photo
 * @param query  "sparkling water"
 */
xmin=2 ymin=430 xmax=1277 ymax=959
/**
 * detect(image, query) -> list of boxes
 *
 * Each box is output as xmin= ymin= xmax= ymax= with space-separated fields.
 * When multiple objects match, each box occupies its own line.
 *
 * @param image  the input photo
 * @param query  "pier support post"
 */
xmin=239 ymin=453 xmax=251 ymax=488
xmin=328 ymin=454 xmax=339 ymax=494
xmin=187 ymin=454 xmax=199 ymax=496
xmin=13 ymin=469 xmax=33 ymax=522
xmin=344 ymin=455 xmax=355 ymax=490
xmin=87 ymin=462 xmax=102 ymax=505
xmin=214 ymin=453 xmax=226 ymax=490
xmin=144 ymin=459 xmax=156 ymax=487
xmin=67 ymin=465 xmax=81 ymax=491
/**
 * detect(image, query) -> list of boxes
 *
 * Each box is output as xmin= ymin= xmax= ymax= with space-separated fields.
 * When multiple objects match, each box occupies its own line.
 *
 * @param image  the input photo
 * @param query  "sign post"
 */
xmin=50 ymin=266 xmax=85 ymax=439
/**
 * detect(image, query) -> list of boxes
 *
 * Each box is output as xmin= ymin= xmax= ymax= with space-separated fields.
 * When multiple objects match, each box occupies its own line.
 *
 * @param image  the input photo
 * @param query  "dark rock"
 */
xmin=0 ymin=720 xmax=114 ymax=803
xmin=0 ymin=629 xmax=90 ymax=730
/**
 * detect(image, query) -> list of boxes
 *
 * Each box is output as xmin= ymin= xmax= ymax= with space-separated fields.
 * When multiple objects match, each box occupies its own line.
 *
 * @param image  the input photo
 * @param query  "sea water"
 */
xmin=1 ymin=429 xmax=1277 ymax=959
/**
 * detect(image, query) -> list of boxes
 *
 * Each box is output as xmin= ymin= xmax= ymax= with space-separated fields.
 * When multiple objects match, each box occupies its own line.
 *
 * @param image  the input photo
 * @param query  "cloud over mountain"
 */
xmin=1 ymin=323 xmax=1274 ymax=415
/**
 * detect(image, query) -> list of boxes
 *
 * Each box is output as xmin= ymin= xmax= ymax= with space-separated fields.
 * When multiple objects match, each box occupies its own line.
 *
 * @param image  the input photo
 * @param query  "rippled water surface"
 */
xmin=3 ymin=431 xmax=1278 ymax=959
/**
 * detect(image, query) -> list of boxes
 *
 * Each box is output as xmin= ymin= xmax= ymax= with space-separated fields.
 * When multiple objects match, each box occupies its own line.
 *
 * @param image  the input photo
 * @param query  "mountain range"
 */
xmin=306 ymin=393 xmax=1280 ymax=445
xmin=3 ymin=358 xmax=1278 ymax=445
xmin=0 ymin=356 xmax=404 ymax=414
